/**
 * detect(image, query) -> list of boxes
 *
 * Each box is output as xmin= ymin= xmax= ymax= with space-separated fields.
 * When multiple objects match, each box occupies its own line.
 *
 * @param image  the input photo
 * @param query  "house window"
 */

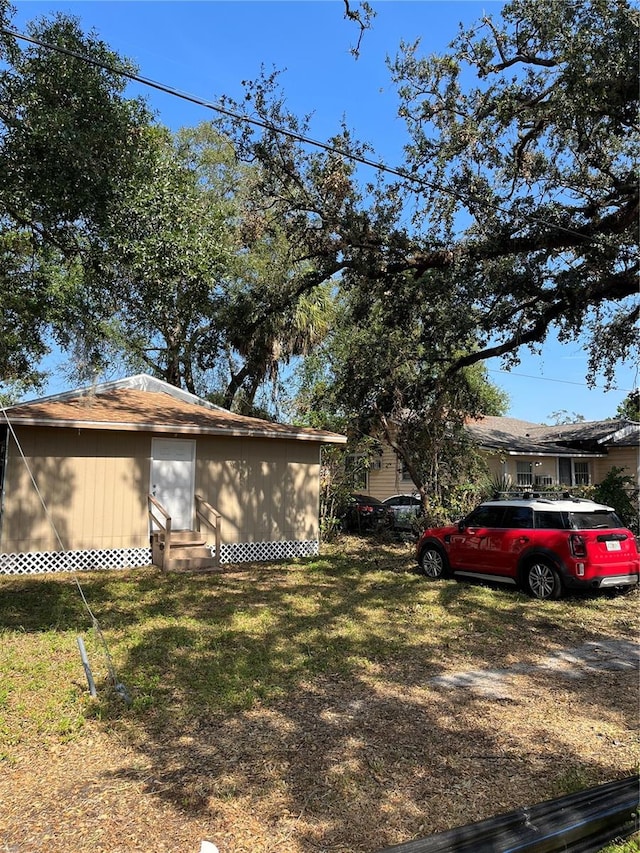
xmin=516 ymin=461 xmax=533 ymax=486
xmin=574 ymin=461 xmax=590 ymax=486
xmin=346 ymin=454 xmax=368 ymax=491
xmin=559 ymin=458 xmax=590 ymax=486
xmin=558 ymin=457 xmax=572 ymax=485
xmin=399 ymin=459 xmax=413 ymax=482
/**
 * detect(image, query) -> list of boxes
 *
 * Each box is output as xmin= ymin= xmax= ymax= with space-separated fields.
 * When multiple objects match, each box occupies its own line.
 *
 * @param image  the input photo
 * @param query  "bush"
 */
xmin=592 ymin=468 xmax=639 ymax=535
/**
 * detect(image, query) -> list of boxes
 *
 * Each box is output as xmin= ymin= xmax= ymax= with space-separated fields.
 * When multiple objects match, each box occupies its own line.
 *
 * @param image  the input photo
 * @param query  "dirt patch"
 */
xmin=2 ymin=646 xmax=637 ymax=852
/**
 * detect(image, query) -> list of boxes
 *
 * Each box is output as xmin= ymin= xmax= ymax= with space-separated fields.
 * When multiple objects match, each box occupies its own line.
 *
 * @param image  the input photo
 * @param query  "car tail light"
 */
xmin=569 ymin=533 xmax=587 ymax=558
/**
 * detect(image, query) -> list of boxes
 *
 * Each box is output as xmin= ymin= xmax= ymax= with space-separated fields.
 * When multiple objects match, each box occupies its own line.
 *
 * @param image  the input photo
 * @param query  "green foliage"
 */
xmin=598 ymin=834 xmax=640 ymax=853
xmin=0 ymin=8 xmax=154 ymax=386
xmin=616 ymin=389 xmax=640 ymax=422
xmin=208 ymin=0 xmax=637 ymax=498
xmin=96 ymin=121 xmax=338 ymax=407
xmin=1 ymin=1 xmax=337 ymax=407
xmin=2 ymin=0 xmax=637 ymax=438
xmin=292 ymin=273 xmax=507 ymax=515
xmin=592 ymin=467 xmax=639 ymax=535
xmin=388 ymin=0 xmax=639 ymax=384
xmin=318 ymin=438 xmax=383 ymax=539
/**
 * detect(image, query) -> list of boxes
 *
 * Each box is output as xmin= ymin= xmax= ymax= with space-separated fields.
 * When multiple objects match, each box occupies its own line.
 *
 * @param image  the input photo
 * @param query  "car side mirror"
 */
xmin=458 ymin=520 xmax=466 ymax=532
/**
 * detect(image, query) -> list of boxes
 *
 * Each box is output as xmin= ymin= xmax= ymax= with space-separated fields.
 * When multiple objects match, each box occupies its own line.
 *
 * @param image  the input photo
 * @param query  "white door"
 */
xmin=150 ymin=439 xmax=196 ymax=531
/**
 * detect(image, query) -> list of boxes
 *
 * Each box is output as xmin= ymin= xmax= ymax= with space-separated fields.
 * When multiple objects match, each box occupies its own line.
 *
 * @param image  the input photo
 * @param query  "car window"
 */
xmin=569 ymin=510 xmax=624 ymax=529
xmin=534 ymin=511 xmax=568 ymax=530
xmin=465 ymin=506 xmax=506 ymax=527
xmin=502 ymin=506 xmax=533 ymax=529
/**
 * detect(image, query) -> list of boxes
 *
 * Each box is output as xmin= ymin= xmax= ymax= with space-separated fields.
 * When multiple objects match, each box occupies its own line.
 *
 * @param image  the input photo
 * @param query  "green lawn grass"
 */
xmin=1 ymin=540 xmax=637 ymax=755
xmin=1 ymin=540 xmax=638 ymax=851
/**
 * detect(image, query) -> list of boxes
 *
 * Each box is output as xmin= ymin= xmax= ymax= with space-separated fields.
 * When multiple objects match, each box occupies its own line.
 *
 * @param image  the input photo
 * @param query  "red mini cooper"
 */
xmin=416 ymin=497 xmax=639 ymax=600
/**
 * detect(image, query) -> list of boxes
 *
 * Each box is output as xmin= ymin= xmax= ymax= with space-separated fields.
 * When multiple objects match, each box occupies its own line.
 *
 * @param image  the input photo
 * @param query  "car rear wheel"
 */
xmin=420 ymin=545 xmax=448 ymax=580
xmin=527 ymin=559 xmax=563 ymax=600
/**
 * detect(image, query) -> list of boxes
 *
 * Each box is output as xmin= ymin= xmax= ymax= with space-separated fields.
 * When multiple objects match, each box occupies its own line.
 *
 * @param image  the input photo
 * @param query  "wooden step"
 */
xmin=154 ymin=530 xmax=206 ymax=546
xmin=169 ymin=545 xmax=213 ymax=560
xmin=163 ymin=556 xmax=219 ymax=571
xmin=151 ymin=529 xmax=218 ymax=571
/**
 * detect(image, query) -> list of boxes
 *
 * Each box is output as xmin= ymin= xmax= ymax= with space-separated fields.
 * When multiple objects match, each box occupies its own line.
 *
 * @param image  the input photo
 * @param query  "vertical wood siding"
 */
xmin=1 ymin=427 xmax=151 ymax=552
xmin=195 ymin=436 xmax=319 ymax=544
xmin=1 ymin=428 xmax=321 ymax=554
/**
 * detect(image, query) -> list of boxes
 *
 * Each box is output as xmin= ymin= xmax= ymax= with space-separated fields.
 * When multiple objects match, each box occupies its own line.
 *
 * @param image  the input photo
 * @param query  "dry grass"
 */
xmin=0 ymin=535 xmax=638 ymax=852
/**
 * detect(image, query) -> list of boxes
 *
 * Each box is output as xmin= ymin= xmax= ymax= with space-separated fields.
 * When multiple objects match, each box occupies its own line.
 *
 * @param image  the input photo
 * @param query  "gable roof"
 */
xmin=468 ymin=415 xmax=639 ymax=457
xmin=466 ymin=416 xmax=595 ymax=457
xmin=533 ymin=419 xmax=640 ymax=447
xmin=2 ymin=374 xmax=347 ymax=445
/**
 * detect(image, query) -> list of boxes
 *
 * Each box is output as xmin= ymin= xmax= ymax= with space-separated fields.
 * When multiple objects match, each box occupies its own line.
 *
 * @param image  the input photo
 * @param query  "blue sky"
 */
xmin=11 ymin=0 xmax=638 ymax=423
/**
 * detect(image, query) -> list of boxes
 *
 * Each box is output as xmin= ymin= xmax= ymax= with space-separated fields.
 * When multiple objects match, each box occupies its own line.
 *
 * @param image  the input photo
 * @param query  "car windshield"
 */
xmin=568 ymin=510 xmax=624 ymax=530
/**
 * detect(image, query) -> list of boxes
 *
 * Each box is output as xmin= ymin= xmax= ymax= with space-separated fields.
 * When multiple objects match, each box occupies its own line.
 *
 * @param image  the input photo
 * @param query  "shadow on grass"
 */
xmin=0 ymin=545 xmax=637 ymax=851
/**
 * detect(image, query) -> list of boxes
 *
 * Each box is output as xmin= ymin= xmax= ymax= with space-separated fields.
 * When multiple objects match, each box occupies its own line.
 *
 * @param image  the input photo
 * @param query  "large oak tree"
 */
xmin=213 ymin=0 xmax=638 ymax=392
xmin=209 ymin=0 xmax=638 ymax=506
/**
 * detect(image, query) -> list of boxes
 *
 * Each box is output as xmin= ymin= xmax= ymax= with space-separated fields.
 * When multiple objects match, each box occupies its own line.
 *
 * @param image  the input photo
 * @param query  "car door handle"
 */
xmin=517 ymin=536 xmax=530 ymax=544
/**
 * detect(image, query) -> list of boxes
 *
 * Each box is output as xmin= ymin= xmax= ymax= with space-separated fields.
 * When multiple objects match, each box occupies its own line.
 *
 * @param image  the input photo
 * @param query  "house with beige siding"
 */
xmin=360 ymin=416 xmax=638 ymax=500
xmin=0 ymin=374 xmax=346 ymax=574
xmin=467 ymin=416 xmax=639 ymax=490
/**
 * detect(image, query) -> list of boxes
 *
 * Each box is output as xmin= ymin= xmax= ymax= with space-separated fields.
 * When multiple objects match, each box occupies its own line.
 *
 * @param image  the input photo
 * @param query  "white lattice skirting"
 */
xmin=0 ymin=548 xmax=153 ymax=575
xmin=217 ymin=539 xmax=319 ymax=564
xmin=0 ymin=540 xmax=319 ymax=575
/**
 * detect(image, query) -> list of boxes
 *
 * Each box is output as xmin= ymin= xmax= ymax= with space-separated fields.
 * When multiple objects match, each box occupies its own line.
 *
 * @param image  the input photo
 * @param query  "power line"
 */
xmin=1 ymin=26 xmax=596 ymax=245
xmin=487 ymin=368 xmax=635 ymax=394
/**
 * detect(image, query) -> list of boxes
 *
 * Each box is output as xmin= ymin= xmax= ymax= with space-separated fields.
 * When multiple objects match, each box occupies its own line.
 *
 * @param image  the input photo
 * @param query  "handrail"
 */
xmin=147 ymin=493 xmax=172 ymax=569
xmin=195 ymin=494 xmax=222 ymax=567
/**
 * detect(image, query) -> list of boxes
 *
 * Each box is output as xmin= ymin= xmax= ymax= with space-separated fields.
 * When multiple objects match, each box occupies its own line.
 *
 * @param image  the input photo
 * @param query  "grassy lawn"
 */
xmin=0 ymin=537 xmax=638 ymax=852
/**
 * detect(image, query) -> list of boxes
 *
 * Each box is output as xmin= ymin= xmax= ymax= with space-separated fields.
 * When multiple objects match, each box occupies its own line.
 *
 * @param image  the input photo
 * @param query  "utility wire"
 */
xmin=1 ymin=26 xmax=596 ymax=244
xmin=486 ymin=368 xmax=635 ymax=394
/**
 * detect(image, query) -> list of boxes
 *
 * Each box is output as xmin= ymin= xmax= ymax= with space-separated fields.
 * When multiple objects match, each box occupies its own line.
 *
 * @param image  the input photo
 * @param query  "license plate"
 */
xmin=606 ymin=540 xmax=622 ymax=552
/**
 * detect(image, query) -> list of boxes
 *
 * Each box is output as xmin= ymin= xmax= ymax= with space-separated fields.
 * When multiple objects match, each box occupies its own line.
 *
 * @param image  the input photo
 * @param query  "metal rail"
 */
xmin=379 ymin=775 xmax=639 ymax=853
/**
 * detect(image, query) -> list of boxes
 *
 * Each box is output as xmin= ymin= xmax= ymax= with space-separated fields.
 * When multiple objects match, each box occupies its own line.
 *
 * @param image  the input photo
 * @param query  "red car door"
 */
xmin=448 ymin=505 xmax=506 ymax=572
xmin=490 ymin=506 xmax=535 ymax=577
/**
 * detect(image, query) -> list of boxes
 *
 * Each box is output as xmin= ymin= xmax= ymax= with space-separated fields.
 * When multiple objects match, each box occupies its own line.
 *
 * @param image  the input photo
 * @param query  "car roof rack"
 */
xmin=490 ymin=491 xmax=593 ymax=503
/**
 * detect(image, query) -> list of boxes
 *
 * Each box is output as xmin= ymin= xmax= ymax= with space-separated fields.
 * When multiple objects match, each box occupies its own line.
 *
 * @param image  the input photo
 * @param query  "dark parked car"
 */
xmin=416 ymin=496 xmax=639 ymax=600
xmin=382 ymin=494 xmax=422 ymax=531
xmin=342 ymin=494 xmax=392 ymax=533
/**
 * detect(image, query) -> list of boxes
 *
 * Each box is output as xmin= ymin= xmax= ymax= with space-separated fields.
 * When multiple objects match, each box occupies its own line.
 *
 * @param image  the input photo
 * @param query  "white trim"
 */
xmin=500 ymin=449 xmax=604 ymax=458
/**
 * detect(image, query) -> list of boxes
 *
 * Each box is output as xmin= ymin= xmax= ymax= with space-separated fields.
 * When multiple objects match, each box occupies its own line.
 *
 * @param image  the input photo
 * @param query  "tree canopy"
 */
xmin=0 ymin=0 xmax=636 ymax=452
xmin=95 ymin=123 xmax=336 ymax=410
xmin=0 ymin=7 xmax=334 ymax=412
xmin=212 ymin=0 xmax=638 ymax=388
xmin=0 ymin=5 xmax=154 ymax=387
xmin=615 ymin=389 xmax=640 ymax=422
xmin=205 ymin=0 xmax=638 ymax=501
xmin=388 ymin=0 xmax=638 ymax=384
